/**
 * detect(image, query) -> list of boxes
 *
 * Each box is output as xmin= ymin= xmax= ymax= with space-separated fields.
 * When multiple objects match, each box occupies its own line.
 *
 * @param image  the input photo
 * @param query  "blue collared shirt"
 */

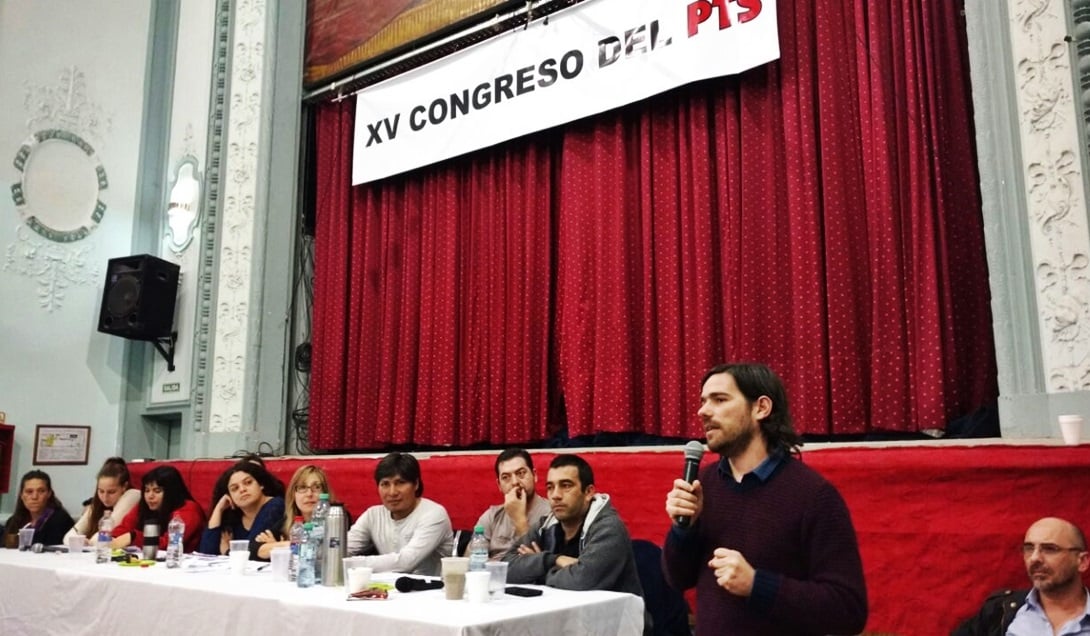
xmin=1007 ymin=588 xmax=1090 ymax=636
xmin=717 ymin=450 xmax=784 ymax=491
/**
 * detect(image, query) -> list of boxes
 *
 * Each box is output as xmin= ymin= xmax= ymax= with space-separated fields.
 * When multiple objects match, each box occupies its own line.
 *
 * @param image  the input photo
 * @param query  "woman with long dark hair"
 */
xmin=110 ymin=465 xmax=205 ymax=553
xmin=199 ymin=462 xmax=285 ymax=559
xmin=3 ymin=470 xmax=74 ymax=547
xmin=206 ymin=454 xmax=285 ymax=510
xmin=64 ymin=457 xmax=141 ymax=545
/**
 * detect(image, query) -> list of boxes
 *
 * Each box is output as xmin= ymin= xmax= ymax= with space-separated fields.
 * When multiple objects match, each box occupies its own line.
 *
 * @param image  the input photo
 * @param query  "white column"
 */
xmin=207 ymin=0 xmax=268 ymax=434
xmin=1009 ymin=0 xmax=1090 ymax=393
xmin=970 ymin=0 xmax=1090 ymax=438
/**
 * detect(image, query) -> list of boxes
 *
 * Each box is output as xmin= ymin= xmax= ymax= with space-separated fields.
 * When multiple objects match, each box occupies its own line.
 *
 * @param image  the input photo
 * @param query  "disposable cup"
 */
xmin=229 ymin=540 xmax=250 ymax=575
xmin=270 ymin=547 xmax=291 ymax=582
xmin=441 ymin=556 xmax=469 ymax=600
xmin=67 ymin=535 xmax=85 ymax=555
xmin=485 ymin=561 xmax=508 ymax=599
xmin=347 ymin=566 xmax=373 ymax=593
xmin=230 ymin=553 xmax=248 ymax=575
xmin=18 ymin=528 xmax=35 ymax=551
xmin=465 ymin=570 xmax=491 ymax=602
xmin=1059 ymin=414 xmax=1084 ymax=445
xmin=341 ymin=556 xmax=368 ymax=593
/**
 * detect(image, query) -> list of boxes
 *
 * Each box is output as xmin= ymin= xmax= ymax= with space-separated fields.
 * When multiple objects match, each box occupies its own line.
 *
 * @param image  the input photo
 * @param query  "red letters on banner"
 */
xmin=686 ymin=0 xmax=763 ymax=38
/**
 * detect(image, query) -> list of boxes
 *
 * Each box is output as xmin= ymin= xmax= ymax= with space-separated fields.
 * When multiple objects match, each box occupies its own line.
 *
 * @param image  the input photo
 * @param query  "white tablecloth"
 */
xmin=0 ymin=549 xmax=644 ymax=636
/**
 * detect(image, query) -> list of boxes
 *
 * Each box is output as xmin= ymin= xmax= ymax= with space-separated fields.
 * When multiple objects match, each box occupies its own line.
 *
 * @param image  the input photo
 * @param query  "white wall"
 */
xmin=0 ymin=1 xmax=152 ymax=516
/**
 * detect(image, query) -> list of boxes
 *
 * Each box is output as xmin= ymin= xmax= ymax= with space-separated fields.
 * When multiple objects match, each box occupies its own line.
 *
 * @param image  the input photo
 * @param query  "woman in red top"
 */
xmin=111 ymin=465 xmax=205 ymax=554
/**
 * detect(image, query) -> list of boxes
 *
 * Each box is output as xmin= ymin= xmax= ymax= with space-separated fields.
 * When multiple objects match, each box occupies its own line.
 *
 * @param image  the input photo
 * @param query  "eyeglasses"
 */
xmin=1021 ymin=542 xmax=1087 ymax=557
xmin=294 ymin=484 xmax=323 ymax=494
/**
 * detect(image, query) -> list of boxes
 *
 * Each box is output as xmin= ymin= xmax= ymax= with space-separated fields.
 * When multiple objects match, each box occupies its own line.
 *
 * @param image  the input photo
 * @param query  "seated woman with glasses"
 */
xmin=254 ymin=464 xmax=342 ymax=559
xmin=199 ymin=462 xmax=285 ymax=560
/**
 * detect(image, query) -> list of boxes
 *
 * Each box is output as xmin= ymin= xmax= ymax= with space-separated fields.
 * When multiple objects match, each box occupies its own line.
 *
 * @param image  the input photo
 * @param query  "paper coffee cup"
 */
xmin=1059 ymin=414 xmax=1084 ymax=445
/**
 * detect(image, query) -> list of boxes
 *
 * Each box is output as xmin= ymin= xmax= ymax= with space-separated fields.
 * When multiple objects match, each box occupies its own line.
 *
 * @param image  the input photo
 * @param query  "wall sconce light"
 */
xmin=165 ymin=155 xmax=202 ymax=253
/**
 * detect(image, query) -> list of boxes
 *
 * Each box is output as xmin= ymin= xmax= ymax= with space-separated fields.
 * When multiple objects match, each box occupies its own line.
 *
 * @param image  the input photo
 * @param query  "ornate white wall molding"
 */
xmin=23 ymin=66 xmax=112 ymax=138
xmin=3 ymin=225 xmax=100 ymax=312
xmin=1010 ymin=0 xmax=1090 ymax=391
xmin=206 ymin=0 xmax=267 ymax=433
xmin=5 ymin=66 xmax=113 ymax=312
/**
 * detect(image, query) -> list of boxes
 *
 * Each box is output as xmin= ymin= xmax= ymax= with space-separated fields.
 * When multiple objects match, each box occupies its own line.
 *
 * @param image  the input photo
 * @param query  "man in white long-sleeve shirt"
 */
xmin=346 ymin=452 xmax=453 ymax=576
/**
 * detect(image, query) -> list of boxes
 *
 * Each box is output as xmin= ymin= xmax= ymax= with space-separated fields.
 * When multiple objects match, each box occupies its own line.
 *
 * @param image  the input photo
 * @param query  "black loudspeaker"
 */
xmin=97 ymin=254 xmax=180 ymax=341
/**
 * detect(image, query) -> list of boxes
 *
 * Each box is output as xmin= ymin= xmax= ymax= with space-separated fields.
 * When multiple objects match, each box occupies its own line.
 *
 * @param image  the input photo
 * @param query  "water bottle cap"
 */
xmin=303 ymin=522 xmax=313 ymax=529
xmin=474 ymin=525 xmax=485 ymax=533
xmin=294 ymin=516 xmax=303 ymax=522
xmin=318 ymin=493 xmax=330 ymax=500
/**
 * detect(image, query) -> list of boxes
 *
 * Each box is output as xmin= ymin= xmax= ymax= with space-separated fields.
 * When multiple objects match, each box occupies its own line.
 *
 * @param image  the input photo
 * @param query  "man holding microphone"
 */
xmin=663 ymin=363 xmax=868 ymax=635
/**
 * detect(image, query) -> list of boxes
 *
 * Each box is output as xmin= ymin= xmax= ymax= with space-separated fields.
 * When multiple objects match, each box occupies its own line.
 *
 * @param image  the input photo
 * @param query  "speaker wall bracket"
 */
xmin=153 ymin=332 xmax=178 ymax=373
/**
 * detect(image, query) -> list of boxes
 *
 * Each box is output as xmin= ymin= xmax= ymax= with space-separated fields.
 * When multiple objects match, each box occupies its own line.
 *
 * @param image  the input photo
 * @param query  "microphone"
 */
xmin=395 ymin=576 xmax=445 ymax=593
xmin=675 ymin=440 xmax=705 ymax=528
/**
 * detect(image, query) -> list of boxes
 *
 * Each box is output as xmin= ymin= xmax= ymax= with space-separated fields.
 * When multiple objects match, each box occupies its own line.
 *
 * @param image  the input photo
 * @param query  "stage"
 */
xmin=129 ymin=441 xmax=1090 ymax=634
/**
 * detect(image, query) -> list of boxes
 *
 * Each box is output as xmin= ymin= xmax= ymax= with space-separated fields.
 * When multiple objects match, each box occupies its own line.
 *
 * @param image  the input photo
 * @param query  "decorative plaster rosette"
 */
xmin=10 ymin=128 xmax=108 ymax=243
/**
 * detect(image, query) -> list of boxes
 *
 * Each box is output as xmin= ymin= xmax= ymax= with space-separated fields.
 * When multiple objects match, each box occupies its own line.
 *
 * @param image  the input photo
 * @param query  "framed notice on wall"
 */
xmin=33 ymin=425 xmax=91 ymax=465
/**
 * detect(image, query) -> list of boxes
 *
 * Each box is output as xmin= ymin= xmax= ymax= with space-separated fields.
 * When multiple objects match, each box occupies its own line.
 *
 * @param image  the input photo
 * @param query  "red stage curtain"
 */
xmin=311 ymin=103 xmax=559 ymax=449
xmin=310 ymin=0 xmax=996 ymax=449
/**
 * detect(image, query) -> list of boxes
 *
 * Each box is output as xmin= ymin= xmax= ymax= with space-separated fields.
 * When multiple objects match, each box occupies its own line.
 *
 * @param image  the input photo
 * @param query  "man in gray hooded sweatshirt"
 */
xmin=503 ymin=453 xmax=645 ymax=601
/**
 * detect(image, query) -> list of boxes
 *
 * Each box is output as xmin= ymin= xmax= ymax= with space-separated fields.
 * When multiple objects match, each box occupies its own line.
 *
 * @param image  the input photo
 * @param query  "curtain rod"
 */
xmin=303 ymin=1 xmax=547 ymax=104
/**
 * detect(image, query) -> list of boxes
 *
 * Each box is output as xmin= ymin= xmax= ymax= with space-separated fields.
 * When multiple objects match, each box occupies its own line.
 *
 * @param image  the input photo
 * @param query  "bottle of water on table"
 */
xmin=165 ymin=514 xmax=185 ymax=568
xmin=289 ymin=515 xmax=305 ymax=582
xmin=311 ymin=494 xmax=330 ymax=581
xmin=297 ymin=522 xmax=316 ymax=588
xmin=469 ymin=525 xmax=488 ymax=571
xmin=95 ymin=511 xmax=113 ymax=564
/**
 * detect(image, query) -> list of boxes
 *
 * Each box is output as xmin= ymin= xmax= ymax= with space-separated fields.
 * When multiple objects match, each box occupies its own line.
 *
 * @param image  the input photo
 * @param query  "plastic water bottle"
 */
xmin=95 ymin=511 xmax=113 ymax=564
xmin=289 ymin=516 xmax=305 ymax=582
xmin=311 ymin=494 xmax=330 ymax=581
xmin=165 ymin=514 xmax=185 ymax=568
xmin=468 ymin=525 xmax=488 ymax=571
xmin=297 ymin=522 xmax=316 ymax=588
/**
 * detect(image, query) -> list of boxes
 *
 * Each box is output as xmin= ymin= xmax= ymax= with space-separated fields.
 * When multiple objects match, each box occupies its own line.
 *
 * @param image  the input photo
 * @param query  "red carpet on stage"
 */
xmin=130 ymin=443 xmax=1090 ymax=635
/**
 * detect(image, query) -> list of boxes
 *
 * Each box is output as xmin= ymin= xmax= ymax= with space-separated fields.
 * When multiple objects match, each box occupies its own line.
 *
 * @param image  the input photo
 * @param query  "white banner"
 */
xmin=353 ymin=0 xmax=779 ymax=185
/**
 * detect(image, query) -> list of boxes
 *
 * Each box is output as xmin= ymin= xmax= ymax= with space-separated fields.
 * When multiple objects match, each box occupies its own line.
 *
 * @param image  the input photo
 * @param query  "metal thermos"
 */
xmin=320 ymin=503 xmax=347 ymax=586
xmin=142 ymin=521 xmax=160 ymax=560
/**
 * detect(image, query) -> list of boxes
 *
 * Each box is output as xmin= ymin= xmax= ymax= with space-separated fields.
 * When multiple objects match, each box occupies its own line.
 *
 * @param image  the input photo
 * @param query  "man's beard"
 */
xmin=709 ymin=418 xmax=758 ymax=458
xmin=1032 ymin=566 xmax=1079 ymax=594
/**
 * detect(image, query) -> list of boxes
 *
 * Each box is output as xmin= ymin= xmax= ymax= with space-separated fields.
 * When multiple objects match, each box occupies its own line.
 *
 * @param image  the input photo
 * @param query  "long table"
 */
xmin=0 ymin=549 xmax=644 ymax=635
